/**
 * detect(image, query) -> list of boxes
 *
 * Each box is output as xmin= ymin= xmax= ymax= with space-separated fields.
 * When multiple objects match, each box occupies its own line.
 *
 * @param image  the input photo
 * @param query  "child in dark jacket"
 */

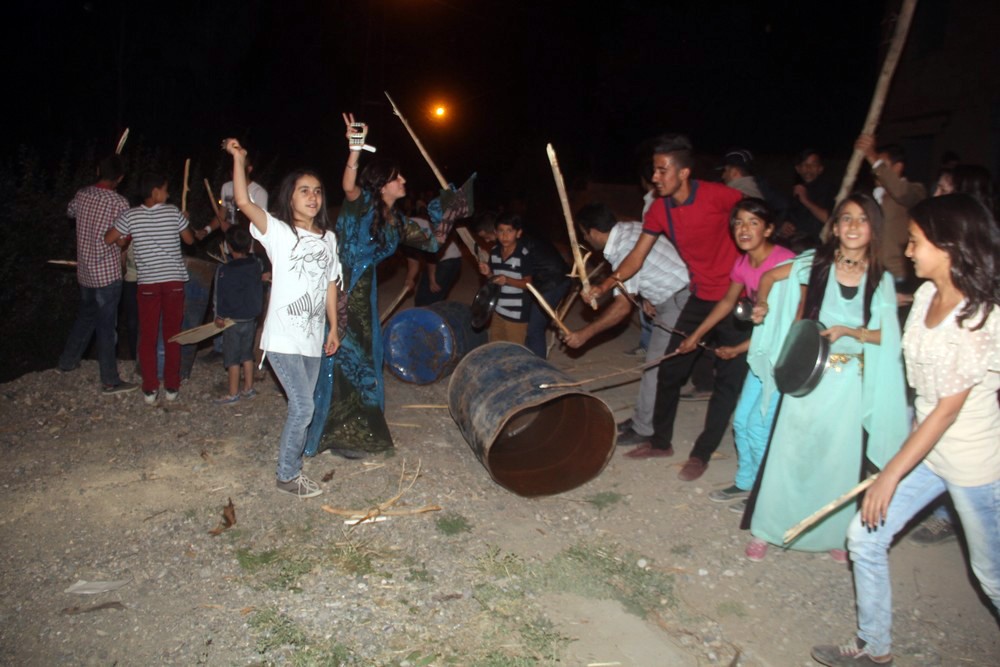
xmin=214 ymin=226 xmax=263 ymax=403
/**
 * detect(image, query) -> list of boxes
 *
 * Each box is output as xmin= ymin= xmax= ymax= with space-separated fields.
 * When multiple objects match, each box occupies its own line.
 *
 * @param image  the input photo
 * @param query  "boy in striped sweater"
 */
xmin=105 ymin=172 xmax=195 ymax=403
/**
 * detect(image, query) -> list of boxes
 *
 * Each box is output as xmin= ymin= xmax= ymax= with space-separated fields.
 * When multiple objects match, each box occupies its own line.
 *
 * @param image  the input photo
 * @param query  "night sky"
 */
xmin=13 ymin=0 xmax=886 ymax=202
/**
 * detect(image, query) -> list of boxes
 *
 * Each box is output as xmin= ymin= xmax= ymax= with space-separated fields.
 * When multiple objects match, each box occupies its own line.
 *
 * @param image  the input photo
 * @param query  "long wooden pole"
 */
xmin=385 ymin=91 xmax=448 ymax=189
xmin=181 ymin=158 xmax=191 ymax=214
xmin=379 ymin=285 xmax=411 ymax=324
xmin=783 ymin=475 xmax=879 ymax=544
xmin=456 ymin=226 xmax=488 ymax=263
xmin=546 ymin=143 xmax=596 ymax=309
xmin=834 ymin=0 xmax=918 ymax=205
xmin=203 ymin=178 xmax=222 ymax=220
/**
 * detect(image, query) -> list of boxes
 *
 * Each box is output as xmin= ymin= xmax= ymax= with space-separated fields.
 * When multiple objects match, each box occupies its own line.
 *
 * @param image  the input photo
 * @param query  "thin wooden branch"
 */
xmin=834 ymin=0 xmax=918 ymax=206
xmin=203 ymin=178 xmax=222 ymax=220
xmin=115 ymin=128 xmax=129 ymax=155
xmin=181 ymin=158 xmax=191 ymax=214
xmin=456 ymin=226 xmax=487 ymax=263
xmin=547 ymin=143 xmax=596 ymax=309
xmin=526 ymin=283 xmax=571 ymax=336
xmin=385 ymin=91 xmax=448 ymax=189
xmin=539 ymin=350 xmax=681 ymax=389
xmin=379 ymin=284 xmax=410 ymax=324
xmin=783 ymin=475 xmax=878 ymax=544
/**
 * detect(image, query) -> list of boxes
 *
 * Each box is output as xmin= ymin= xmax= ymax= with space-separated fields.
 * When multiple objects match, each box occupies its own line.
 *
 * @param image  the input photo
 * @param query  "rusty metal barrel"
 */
xmin=447 ymin=342 xmax=616 ymax=497
xmin=383 ymin=301 xmax=488 ymax=384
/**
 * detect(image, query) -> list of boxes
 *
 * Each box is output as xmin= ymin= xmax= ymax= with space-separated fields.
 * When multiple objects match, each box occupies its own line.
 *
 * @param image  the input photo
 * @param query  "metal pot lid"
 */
xmin=471 ymin=281 xmax=500 ymax=329
xmin=774 ymin=320 xmax=830 ymax=397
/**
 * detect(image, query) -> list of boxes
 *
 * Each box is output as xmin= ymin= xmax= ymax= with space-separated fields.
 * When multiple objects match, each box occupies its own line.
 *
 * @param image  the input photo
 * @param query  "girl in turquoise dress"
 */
xmin=744 ymin=193 xmax=909 ymax=561
xmin=305 ymin=114 xmax=459 ymax=457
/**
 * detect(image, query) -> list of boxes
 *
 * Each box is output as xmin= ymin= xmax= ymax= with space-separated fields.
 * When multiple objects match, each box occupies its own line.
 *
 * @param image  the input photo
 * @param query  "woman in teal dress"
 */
xmin=305 ymin=114 xmax=458 ymax=457
xmin=744 ymin=193 xmax=909 ymax=561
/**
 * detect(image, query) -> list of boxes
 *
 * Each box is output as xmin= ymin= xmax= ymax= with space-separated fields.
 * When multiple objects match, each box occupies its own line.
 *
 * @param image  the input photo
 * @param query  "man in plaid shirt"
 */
xmin=58 ymin=155 xmax=137 ymax=394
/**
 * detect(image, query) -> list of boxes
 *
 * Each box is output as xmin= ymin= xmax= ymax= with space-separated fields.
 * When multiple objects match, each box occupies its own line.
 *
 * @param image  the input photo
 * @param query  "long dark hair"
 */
xmin=909 ymin=194 xmax=1000 ymax=330
xmin=273 ymin=169 xmax=329 ymax=244
xmin=359 ymin=158 xmax=405 ymax=248
xmin=802 ymin=193 xmax=885 ymax=324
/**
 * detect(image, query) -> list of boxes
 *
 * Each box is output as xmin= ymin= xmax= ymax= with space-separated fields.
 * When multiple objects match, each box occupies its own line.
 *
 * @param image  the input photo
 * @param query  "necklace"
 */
xmin=835 ymin=249 xmax=867 ymax=270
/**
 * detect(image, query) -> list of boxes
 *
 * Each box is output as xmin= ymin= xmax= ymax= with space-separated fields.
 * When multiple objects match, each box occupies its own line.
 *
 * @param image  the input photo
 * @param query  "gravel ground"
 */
xmin=1 ymin=270 xmax=997 ymax=666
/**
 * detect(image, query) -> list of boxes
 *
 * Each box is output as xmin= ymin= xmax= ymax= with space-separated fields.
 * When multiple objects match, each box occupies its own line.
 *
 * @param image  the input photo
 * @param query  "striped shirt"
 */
xmin=114 ymin=204 xmax=190 ymax=285
xmin=604 ymin=221 xmax=688 ymax=305
xmin=68 ymin=185 xmax=129 ymax=288
xmin=489 ymin=241 xmax=532 ymax=323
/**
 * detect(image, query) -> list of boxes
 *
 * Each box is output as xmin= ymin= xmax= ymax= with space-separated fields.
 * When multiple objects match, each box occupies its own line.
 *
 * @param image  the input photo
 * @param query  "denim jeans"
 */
xmin=847 ymin=463 xmax=1000 ymax=656
xmin=524 ymin=280 xmax=570 ymax=359
xmin=59 ymin=280 xmax=123 ymax=387
xmin=268 ymin=352 xmax=321 ymax=482
xmin=632 ymin=289 xmax=689 ymax=436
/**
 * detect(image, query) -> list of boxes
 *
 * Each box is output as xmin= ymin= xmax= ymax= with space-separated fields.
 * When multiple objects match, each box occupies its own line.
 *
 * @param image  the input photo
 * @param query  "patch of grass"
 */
xmin=584 ymin=491 xmax=624 ymax=510
xmin=519 ymin=616 xmax=570 ymax=661
xmin=405 ymin=564 xmax=434 ymax=583
xmin=329 ymin=533 xmax=378 ymax=576
xmin=435 ymin=512 xmax=473 ymax=536
xmin=536 ymin=542 xmax=676 ymax=617
xmin=716 ymin=600 xmax=748 ymax=618
xmin=475 ymin=544 xmax=525 ymax=578
xmin=268 ymin=557 xmax=315 ymax=592
xmin=236 ymin=548 xmax=279 ymax=572
xmin=669 ymin=543 xmax=693 ymax=556
xmin=248 ymin=607 xmax=308 ymax=653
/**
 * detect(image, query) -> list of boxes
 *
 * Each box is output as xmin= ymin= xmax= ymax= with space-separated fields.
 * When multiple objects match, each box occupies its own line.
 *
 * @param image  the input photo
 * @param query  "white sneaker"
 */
xmin=164 ymin=388 xmax=179 ymax=402
xmin=143 ymin=390 xmax=158 ymax=405
xmin=276 ymin=474 xmax=322 ymax=498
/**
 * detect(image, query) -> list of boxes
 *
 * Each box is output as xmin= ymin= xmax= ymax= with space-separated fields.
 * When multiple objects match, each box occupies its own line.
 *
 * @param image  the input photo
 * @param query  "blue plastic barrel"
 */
xmin=447 ymin=342 xmax=616 ymax=497
xmin=382 ymin=301 xmax=488 ymax=384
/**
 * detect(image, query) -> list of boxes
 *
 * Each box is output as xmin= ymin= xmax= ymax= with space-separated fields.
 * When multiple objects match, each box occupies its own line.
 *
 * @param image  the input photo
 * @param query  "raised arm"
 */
xmin=222 ymin=138 xmax=268 ymax=235
xmin=342 ymin=113 xmax=363 ymax=202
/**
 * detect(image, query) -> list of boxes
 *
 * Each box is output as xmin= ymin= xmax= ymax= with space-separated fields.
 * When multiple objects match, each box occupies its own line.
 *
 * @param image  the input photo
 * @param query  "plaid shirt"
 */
xmin=604 ymin=221 xmax=688 ymax=305
xmin=68 ymin=184 xmax=129 ymax=287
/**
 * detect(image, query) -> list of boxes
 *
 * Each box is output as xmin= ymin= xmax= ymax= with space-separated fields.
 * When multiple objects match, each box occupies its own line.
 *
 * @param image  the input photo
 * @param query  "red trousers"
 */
xmin=137 ymin=281 xmax=185 ymax=393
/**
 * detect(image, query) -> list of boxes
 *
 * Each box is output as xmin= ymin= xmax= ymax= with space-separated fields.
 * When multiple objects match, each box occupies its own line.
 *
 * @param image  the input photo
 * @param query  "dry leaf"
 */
xmin=208 ymin=498 xmax=237 ymax=536
xmin=321 ymin=469 xmax=335 ymax=482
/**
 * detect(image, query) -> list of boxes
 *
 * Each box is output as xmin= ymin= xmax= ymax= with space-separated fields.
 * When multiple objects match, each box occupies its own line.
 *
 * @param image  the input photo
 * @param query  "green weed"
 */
xmin=584 ymin=491 xmax=624 ymax=510
xmin=435 ymin=513 xmax=473 ymax=536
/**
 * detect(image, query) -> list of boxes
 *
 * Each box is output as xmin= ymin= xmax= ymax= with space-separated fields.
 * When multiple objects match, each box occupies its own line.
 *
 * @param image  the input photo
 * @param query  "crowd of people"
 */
xmin=58 ymin=123 xmax=999 ymax=665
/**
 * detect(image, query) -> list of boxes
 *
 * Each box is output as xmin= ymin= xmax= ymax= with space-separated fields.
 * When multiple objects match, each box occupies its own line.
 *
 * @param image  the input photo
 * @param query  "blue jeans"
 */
xmin=847 ymin=463 xmax=1000 ymax=656
xmin=59 ymin=280 xmax=123 ymax=387
xmin=524 ymin=280 xmax=570 ymax=359
xmin=268 ymin=352 xmax=321 ymax=482
xmin=731 ymin=373 xmax=779 ymax=490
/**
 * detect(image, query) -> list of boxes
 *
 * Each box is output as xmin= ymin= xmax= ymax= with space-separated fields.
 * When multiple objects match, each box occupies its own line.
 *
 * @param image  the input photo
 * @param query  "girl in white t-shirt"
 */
xmin=812 ymin=193 xmax=1000 ymax=666
xmin=223 ymin=138 xmax=342 ymax=499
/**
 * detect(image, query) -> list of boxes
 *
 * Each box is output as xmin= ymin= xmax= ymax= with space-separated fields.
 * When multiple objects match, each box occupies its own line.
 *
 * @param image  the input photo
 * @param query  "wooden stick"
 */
xmin=456 ymin=226 xmax=487 ymax=263
xmin=783 ymin=475 xmax=879 ymax=544
xmin=203 ymin=178 xmax=222 ymax=220
xmin=401 ymin=404 xmax=449 ymax=409
xmin=47 ymin=259 xmax=78 ymax=267
xmin=833 ymin=0 xmax=918 ymax=206
xmin=547 ymin=261 xmax=605 ymax=354
xmin=385 ymin=91 xmax=448 ymax=189
xmin=546 ymin=143 xmax=596 ymax=309
xmin=115 ymin=128 xmax=129 ymax=155
xmin=379 ymin=284 xmax=410 ymax=324
xmin=181 ymin=158 xmax=191 ymax=214
xmin=539 ymin=350 xmax=681 ymax=389
xmin=526 ymin=283 xmax=572 ymax=336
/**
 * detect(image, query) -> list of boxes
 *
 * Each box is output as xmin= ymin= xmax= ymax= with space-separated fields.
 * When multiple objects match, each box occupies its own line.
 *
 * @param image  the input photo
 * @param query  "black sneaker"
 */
xmin=102 ymin=381 xmax=138 ymax=395
xmin=812 ymin=637 xmax=893 ymax=666
xmin=708 ymin=485 xmax=750 ymax=502
xmin=909 ymin=516 xmax=956 ymax=545
xmin=616 ymin=428 xmax=649 ymax=447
